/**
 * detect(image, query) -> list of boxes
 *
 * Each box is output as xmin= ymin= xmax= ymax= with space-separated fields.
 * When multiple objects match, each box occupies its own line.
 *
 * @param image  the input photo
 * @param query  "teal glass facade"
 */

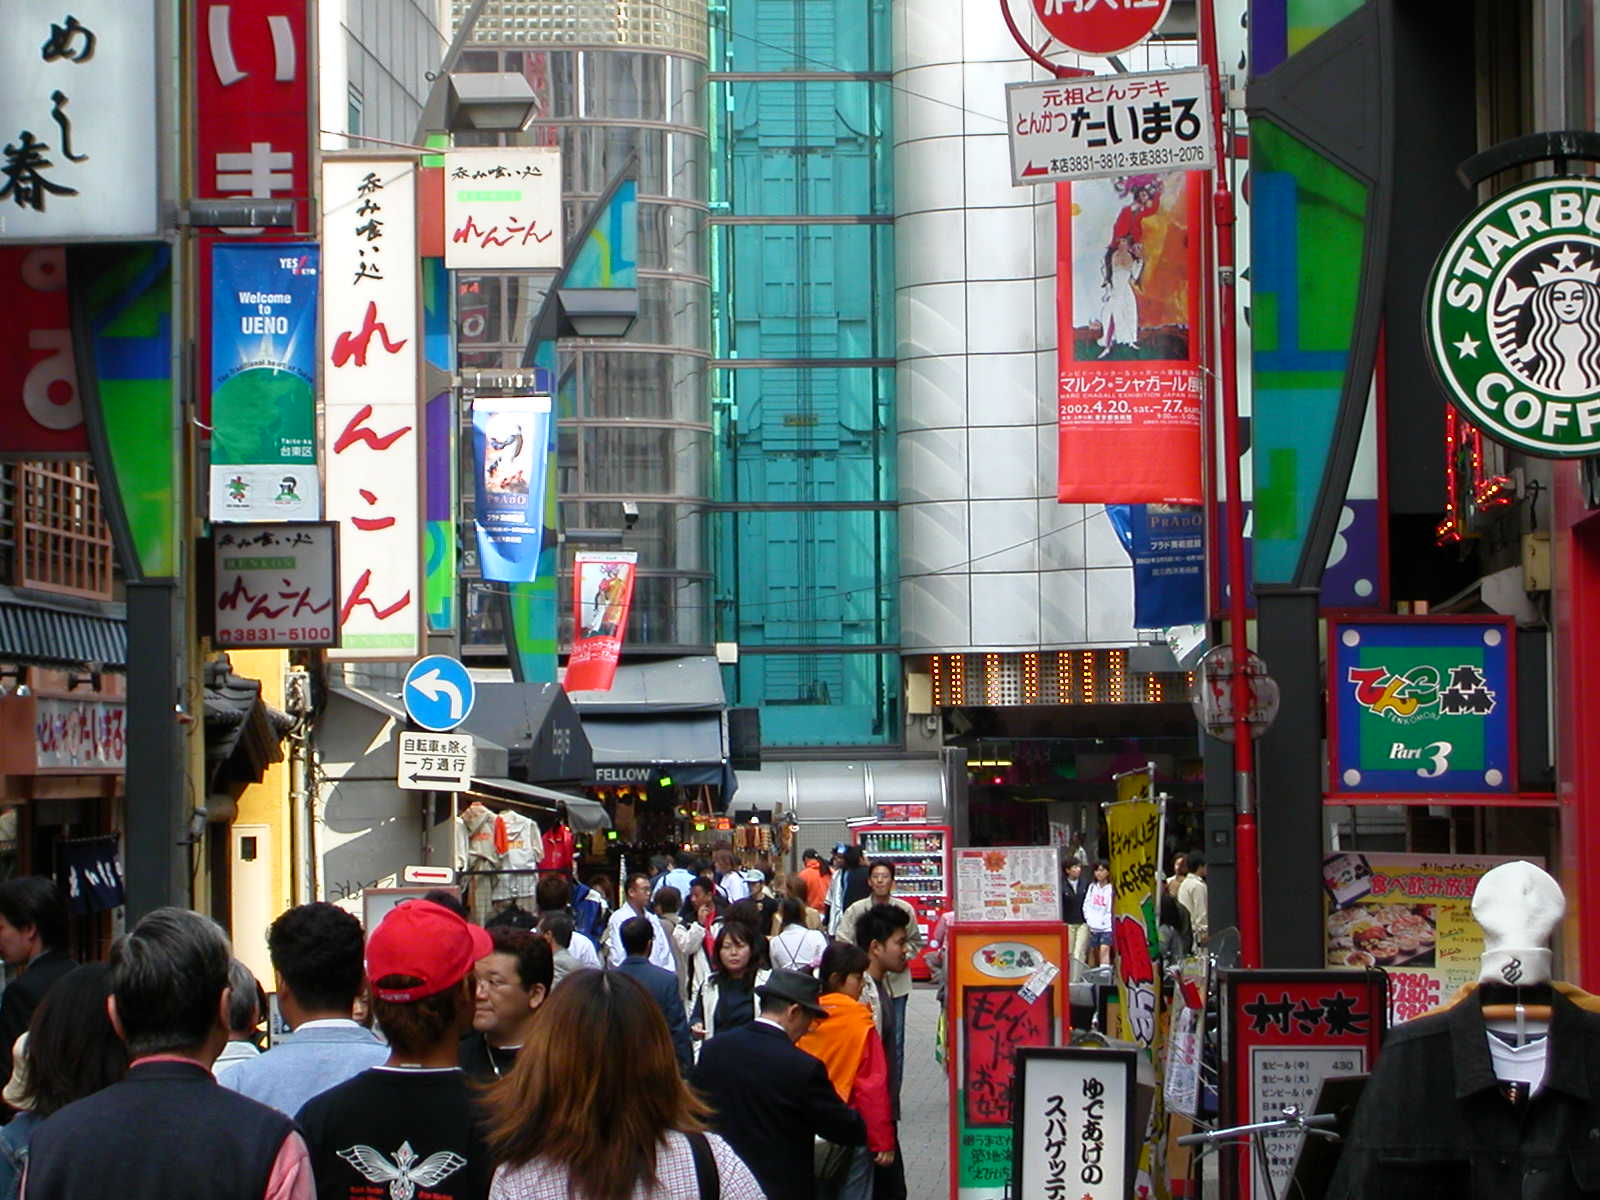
xmin=707 ymin=0 xmax=898 ymax=747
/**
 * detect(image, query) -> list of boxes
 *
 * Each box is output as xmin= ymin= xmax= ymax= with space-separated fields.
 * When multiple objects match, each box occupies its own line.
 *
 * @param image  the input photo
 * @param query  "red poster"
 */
xmin=563 ymin=551 xmax=638 ymax=693
xmin=1056 ymin=172 xmax=1205 ymax=504
xmin=0 ymin=247 xmax=87 ymax=457
xmin=962 ymin=984 xmax=1056 ymax=1127
xmin=194 ymin=0 xmax=315 ymax=425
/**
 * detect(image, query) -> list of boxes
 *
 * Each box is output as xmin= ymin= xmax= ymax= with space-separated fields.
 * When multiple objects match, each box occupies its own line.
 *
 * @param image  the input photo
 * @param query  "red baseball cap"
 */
xmin=365 ymin=900 xmax=493 ymax=1003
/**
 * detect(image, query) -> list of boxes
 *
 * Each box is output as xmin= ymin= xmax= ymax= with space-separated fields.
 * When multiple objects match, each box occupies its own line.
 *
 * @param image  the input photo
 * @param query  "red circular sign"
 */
xmin=1030 ymin=0 xmax=1173 ymax=57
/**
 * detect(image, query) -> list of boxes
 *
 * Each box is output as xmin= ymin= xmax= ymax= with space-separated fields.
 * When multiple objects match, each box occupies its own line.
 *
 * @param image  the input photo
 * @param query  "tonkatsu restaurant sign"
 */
xmin=1425 ymin=176 xmax=1600 ymax=457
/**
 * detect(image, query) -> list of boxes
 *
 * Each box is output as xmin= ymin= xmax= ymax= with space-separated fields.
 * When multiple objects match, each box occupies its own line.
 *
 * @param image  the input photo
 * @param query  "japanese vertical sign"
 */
xmin=0 ymin=246 xmax=87 ymax=455
xmin=1323 ymin=851 xmax=1539 ymax=1023
xmin=1057 ymin=171 xmax=1205 ymax=504
xmin=0 ymin=0 xmax=159 ymax=240
xmin=1105 ymin=792 xmax=1160 ymax=1049
xmin=209 ymin=244 xmax=320 ymax=520
xmin=947 ymin=923 xmax=1072 ymax=1200
xmin=471 ymin=394 xmax=552 ymax=582
xmin=321 ymin=159 xmax=421 ymax=659
xmin=213 ymin=521 xmax=338 ymax=647
xmin=1224 ymin=970 xmax=1386 ymax=1200
xmin=1327 ymin=616 xmax=1515 ymax=795
xmin=563 ymin=551 xmax=638 ymax=692
xmin=1012 ymin=1047 xmax=1137 ymax=1200
xmin=444 ymin=148 xmax=562 ymax=270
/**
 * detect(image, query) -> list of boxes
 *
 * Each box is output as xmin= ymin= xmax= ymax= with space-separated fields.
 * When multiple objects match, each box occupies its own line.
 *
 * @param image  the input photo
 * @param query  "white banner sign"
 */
xmin=0 ymin=0 xmax=159 ymax=241
xmin=1014 ymin=1048 xmax=1137 ymax=1200
xmin=444 ymin=147 xmax=562 ymax=270
xmin=1006 ymin=67 xmax=1214 ymax=186
xmin=321 ymin=158 xmax=421 ymax=659
xmin=35 ymin=698 xmax=125 ymax=770
xmin=214 ymin=522 xmax=338 ymax=648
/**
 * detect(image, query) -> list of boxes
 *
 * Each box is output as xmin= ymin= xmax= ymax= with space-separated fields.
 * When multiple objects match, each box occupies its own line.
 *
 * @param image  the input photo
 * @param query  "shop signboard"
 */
xmin=1327 ymin=615 xmax=1515 ymax=795
xmin=321 ymin=158 xmax=421 ymax=660
xmin=0 ymin=0 xmax=160 ymax=241
xmin=213 ymin=521 xmax=338 ymax=648
xmin=1056 ymin=170 xmax=1206 ymax=505
xmin=563 ymin=551 xmax=638 ymax=693
xmin=1011 ymin=1046 xmax=1138 ymax=1200
xmin=1424 ymin=176 xmax=1600 ymax=458
xmin=0 ymin=247 xmax=87 ymax=455
xmin=954 ymin=846 xmax=1062 ymax=922
xmin=470 ymin=393 xmax=551 ymax=582
xmin=946 ymin=922 xmax=1072 ymax=1200
xmin=33 ymin=698 xmax=125 ymax=771
xmin=1008 ymin=69 xmax=1212 ymax=186
xmin=59 ymin=834 xmax=124 ymax=912
xmin=208 ymin=243 xmax=320 ymax=521
xmin=1322 ymin=850 xmax=1540 ymax=1023
xmin=1105 ymin=796 xmax=1161 ymax=1048
xmin=1223 ymin=970 xmax=1387 ymax=1200
xmin=444 ymin=147 xmax=562 ymax=270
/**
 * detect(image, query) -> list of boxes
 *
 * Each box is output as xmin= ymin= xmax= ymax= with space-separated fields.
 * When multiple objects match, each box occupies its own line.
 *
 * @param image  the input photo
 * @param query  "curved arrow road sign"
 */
xmin=403 ymin=654 xmax=477 ymax=731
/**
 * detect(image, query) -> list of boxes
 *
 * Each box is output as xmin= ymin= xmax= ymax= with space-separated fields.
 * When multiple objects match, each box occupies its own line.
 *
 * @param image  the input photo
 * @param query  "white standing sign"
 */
xmin=444 ymin=148 xmax=563 ymax=270
xmin=321 ymin=159 xmax=421 ymax=660
xmin=0 ymin=0 xmax=160 ymax=241
xmin=396 ymin=731 xmax=476 ymax=792
xmin=1006 ymin=68 xmax=1214 ymax=187
xmin=1014 ymin=1048 xmax=1137 ymax=1200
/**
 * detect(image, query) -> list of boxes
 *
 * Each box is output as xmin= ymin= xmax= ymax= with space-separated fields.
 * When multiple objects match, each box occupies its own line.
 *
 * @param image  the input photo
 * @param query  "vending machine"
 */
xmin=852 ymin=815 xmax=952 ymax=981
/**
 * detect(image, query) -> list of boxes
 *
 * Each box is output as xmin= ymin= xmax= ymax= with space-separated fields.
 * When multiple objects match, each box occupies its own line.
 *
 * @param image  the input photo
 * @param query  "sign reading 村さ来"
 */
xmin=1425 ymin=176 xmax=1600 ymax=457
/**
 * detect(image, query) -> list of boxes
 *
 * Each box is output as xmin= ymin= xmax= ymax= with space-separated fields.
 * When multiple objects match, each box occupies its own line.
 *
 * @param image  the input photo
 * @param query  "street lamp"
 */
xmin=444 ymin=71 xmax=539 ymax=132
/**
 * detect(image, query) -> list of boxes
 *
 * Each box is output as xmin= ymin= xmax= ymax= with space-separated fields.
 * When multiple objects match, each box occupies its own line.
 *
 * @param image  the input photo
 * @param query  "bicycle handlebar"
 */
xmin=1175 ymin=1113 xmax=1339 ymax=1147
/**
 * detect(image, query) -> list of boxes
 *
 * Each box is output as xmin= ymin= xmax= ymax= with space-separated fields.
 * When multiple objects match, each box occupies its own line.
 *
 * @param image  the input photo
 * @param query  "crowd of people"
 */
xmin=0 ymin=842 xmax=924 ymax=1200
xmin=1059 ymin=847 xmax=1211 ymax=968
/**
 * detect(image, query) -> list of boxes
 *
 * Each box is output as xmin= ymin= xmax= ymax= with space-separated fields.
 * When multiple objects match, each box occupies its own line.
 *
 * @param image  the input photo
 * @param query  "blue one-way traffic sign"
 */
xmin=403 ymin=655 xmax=476 ymax=731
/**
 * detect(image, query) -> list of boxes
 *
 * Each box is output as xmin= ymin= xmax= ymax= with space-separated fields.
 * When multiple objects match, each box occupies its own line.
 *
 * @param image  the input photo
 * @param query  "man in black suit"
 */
xmin=612 ymin=916 xmax=693 ymax=1073
xmin=0 ymin=876 xmax=75 ymax=1085
xmin=690 ymin=969 xmax=866 ymax=1200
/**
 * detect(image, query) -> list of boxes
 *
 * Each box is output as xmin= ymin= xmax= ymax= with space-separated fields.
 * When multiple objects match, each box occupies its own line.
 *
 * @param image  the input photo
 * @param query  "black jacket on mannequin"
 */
xmin=1328 ymin=985 xmax=1600 ymax=1200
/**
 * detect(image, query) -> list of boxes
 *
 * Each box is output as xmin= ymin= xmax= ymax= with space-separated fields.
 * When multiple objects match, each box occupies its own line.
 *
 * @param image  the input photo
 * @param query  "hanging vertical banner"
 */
xmin=321 ymin=158 xmax=421 ymax=659
xmin=209 ymin=243 xmax=320 ymax=521
xmin=1057 ymin=172 xmax=1205 ymax=504
xmin=563 ymin=551 xmax=637 ymax=693
xmin=472 ymin=394 xmax=552 ymax=582
xmin=1105 ymin=503 xmax=1206 ymax=629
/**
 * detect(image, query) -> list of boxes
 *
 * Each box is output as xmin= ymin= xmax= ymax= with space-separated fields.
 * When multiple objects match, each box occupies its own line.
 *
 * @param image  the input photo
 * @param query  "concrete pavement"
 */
xmin=899 ymin=982 xmax=950 ymax=1197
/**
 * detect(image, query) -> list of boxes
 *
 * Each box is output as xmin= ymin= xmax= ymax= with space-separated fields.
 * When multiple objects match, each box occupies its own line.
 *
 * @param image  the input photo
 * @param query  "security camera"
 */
xmin=621 ymin=501 xmax=639 ymax=529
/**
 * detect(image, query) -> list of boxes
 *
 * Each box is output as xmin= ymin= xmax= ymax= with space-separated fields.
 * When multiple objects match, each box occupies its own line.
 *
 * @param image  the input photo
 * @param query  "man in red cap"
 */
xmin=296 ymin=900 xmax=497 ymax=1200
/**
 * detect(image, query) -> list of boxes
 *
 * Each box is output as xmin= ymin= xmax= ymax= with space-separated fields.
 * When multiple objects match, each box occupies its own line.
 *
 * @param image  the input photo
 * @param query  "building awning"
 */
xmin=566 ymin=654 xmax=727 ymax=714
xmin=734 ymin=758 xmax=949 ymax=824
xmin=0 ymin=592 xmax=126 ymax=670
xmin=203 ymin=656 xmax=292 ymax=792
xmin=456 ymin=682 xmax=593 ymax=784
xmin=582 ymin=713 xmax=735 ymax=794
xmin=467 ymin=776 xmax=611 ymax=831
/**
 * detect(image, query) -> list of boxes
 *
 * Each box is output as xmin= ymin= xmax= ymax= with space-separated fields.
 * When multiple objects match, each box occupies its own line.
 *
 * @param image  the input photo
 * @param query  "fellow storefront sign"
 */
xmin=444 ymin=147 xmax=562 ymax=270
xmin=213 ymin=521 xmax=338 ymax=648
xmin=1327 ymin=616 xmax=1515 ymax=795
xmin=563 ymin=551 xmax=638 ymax=693
xmin=1056 ymin=170 xmax=1206 ymax=504
xmin=471 ymin=394 xmax=551 ymax=582
xmin=1425 ymin=176 xmax=1600 ymax=458
xmin=1011 ymin=1047 xmax=1137 ymax=1200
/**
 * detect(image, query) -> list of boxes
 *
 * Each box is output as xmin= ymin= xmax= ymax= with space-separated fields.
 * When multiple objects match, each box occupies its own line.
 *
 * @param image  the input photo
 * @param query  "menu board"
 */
xmin=1322 ymin=851 xmax=1540 ymax=1023
xmin=955 ymin=846 xmax=1063 ymax=922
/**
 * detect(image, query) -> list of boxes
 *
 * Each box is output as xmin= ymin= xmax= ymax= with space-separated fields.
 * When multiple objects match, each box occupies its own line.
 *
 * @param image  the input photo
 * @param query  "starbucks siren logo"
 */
xmin=1426 ymin=177 xmax=1600 ymax=457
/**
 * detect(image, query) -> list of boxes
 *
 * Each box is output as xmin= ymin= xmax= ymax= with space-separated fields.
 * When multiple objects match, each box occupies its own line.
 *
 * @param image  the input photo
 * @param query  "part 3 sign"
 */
xmin=1426 ymin=177 xmax=1600 ymax=457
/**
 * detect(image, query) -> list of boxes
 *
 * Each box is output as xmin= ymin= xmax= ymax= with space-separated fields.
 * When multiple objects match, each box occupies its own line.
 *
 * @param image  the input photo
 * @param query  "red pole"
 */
xmin=1197 ymin=0 xmax=1261 ymax=969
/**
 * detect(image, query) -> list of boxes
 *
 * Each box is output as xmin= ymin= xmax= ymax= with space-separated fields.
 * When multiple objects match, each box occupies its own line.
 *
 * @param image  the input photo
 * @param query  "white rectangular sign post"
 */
xmin=444 ymin=148 xmax=562 ymax=270
xmin=1006 ymin=67 xmax=1214 ymax=186
xmin=397 ymin=731 xmax=475 ymax=792
xmin=1012 ymin=1047 xmax=1138 ymax=1200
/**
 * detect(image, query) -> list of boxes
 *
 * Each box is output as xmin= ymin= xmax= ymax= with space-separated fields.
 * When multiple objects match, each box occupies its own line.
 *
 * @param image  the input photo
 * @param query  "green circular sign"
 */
xmin=1426 ymin=176 xmax=1600 ymax=458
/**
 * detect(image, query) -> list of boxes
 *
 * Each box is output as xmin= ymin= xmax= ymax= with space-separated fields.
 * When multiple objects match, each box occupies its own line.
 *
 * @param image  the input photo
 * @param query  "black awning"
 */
xmin=456 ymin=682 xmax=593 ymax=784
xmin=0 ymin=593 xmax=126 ymax=669
xmin=203 ymin=656 xmax=292 ymax=791
xmin=582 ymin=712 xmax=736 ymax=797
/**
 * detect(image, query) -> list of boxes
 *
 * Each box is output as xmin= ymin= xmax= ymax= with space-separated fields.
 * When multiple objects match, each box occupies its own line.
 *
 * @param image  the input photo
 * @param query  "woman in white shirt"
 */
xmin=1083 ymin=861 xmax=1115 ymax=967
xmin=768 ymin=897 xmax=828 ymax=972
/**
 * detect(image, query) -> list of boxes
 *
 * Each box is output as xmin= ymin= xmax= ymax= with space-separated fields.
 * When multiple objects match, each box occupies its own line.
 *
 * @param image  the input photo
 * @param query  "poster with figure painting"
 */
xmin=1057 ymin=171 xmax=1205 ymax=505
xmin=563 ymin=551 xmax=637 ymax=693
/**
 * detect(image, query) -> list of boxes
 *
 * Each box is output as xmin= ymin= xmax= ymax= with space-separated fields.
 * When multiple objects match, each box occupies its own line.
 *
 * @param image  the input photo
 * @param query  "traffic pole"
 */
xmin=1198 ymin=0 xmax=1262 ymax=969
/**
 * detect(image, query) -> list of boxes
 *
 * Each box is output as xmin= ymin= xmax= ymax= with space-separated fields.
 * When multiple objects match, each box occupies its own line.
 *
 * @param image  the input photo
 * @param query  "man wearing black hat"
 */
xmin=690 ymin=969 xmax=866 ymax=1200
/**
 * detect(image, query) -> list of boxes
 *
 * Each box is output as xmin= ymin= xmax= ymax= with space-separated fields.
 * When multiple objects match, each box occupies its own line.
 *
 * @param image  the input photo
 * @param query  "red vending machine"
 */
xmin=852 ymin=809 xmax=952 ymax=981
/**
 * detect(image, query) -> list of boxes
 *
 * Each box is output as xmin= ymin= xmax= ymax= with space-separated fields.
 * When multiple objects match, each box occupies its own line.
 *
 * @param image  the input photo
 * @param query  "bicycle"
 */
xmin=1175 ymin=1105 xmax=1340 ymax=1200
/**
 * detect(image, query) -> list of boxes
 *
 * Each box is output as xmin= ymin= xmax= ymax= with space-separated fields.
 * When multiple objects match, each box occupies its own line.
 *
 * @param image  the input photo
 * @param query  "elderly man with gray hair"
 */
xmin=23 ymin=907 xmax=312 ymax=1200
xmin=212 ymin=960 xmax=264 ymax=1085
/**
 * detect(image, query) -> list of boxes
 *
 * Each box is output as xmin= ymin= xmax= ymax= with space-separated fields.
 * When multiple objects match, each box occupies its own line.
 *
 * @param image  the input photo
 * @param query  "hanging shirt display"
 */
xmin=491 ymin=810 xmax=541 ymax=901
xmin=540 ymin=822 xmax=574 ymax=874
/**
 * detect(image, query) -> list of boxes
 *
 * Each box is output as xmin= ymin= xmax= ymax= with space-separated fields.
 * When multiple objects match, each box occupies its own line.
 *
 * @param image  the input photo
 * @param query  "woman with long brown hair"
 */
xmin=485 ymin=969 xmax=762 ymax=1199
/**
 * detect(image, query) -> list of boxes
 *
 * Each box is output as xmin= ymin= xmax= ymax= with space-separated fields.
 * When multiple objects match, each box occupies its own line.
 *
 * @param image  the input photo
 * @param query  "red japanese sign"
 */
xmin=1056 ymin=171 xmax=1205 ymax=504
xmin=563 ymin=551 xmax=637 ymax=693
xmin=194 ymin=0 xmax=314 ymax=424
xmin=1223 ymin=970 xmax=1387 ymax=1200
xmin=0 ymin=247 xmax=87 ymax=457
xmin=1031 ymin=0 xmax=1173 ymax=57
xmin=963 ymin=985 xmax=1057 ymax=1127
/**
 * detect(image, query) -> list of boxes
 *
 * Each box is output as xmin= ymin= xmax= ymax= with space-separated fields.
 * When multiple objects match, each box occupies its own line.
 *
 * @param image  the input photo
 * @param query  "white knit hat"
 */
xmin=1472 ymin=860 xmax=1565 ymax=986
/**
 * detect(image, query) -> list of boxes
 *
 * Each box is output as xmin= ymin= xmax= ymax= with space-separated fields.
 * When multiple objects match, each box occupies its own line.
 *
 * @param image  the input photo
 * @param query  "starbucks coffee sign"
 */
xmin=1426 ymin=177 xmax=1600 ymax=457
